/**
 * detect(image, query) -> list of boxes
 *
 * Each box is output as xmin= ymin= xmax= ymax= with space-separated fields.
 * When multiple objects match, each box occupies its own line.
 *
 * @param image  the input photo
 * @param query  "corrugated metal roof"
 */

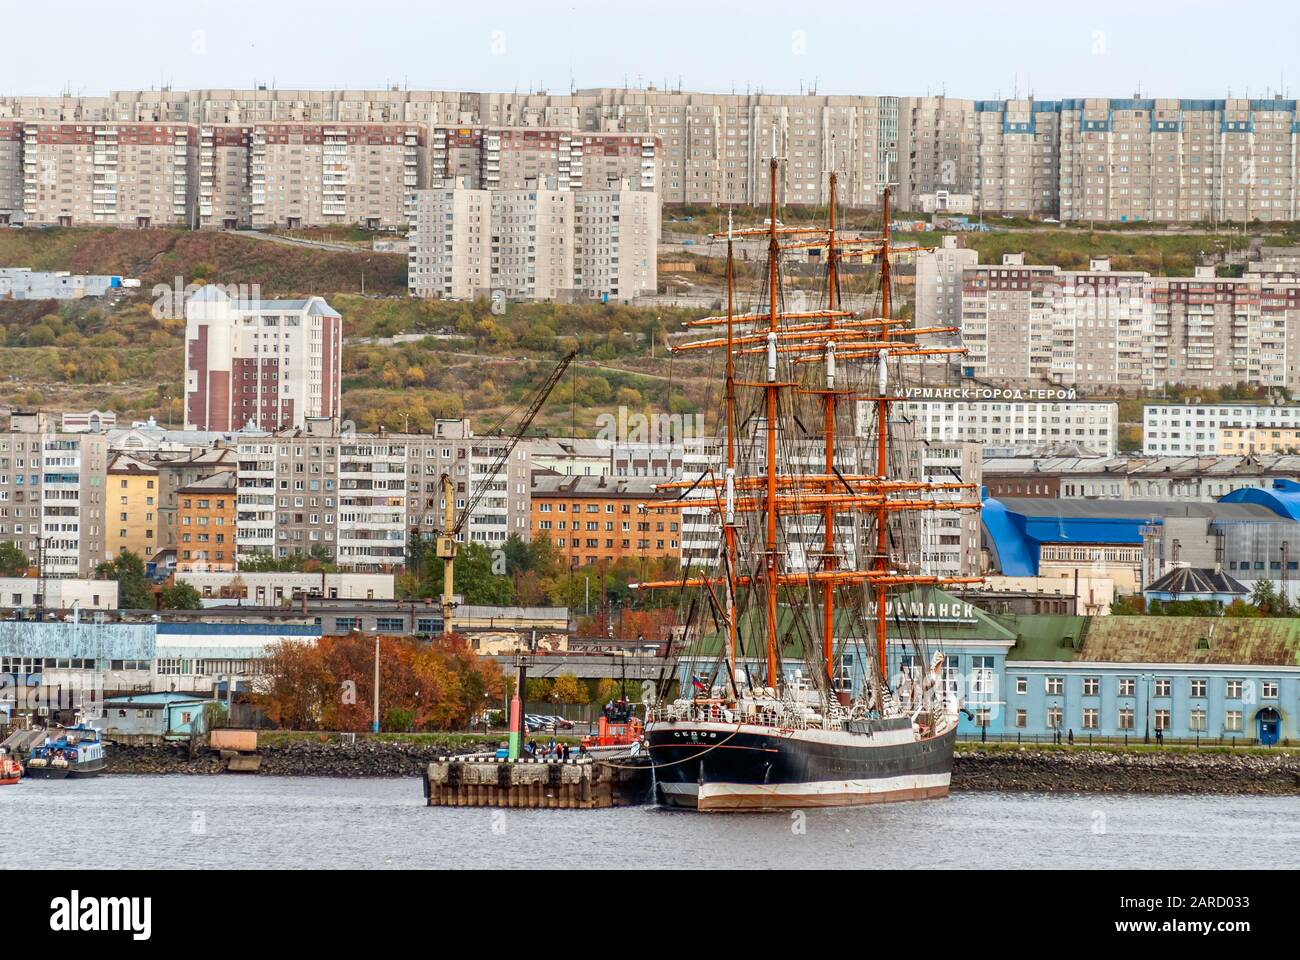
xmin=0 ymin=622 xmax=154 ymax=659
xmin=1079 ymin=616 xmax=1300 ymax=666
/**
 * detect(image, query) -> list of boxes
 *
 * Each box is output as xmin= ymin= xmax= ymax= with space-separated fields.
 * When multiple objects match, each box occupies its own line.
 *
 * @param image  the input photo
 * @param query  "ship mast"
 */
xmin=763 ymin=155 xmax=781 ymax=690
xmin=638 ymin=165 xmax=983 ymax=713
xmin=821 ymin=173 xmax=839 ymax=690
xmin=874 ymin=186 xmax=893 ymax=690
xmin=723 ymin=210 xmax=739 ymax=697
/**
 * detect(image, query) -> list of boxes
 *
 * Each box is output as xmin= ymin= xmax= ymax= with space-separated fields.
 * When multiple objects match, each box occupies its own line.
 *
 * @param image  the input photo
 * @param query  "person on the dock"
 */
xmin=1067 ymin=729 xmax=1074 ymax=746
xmin=547 ymin=736 xmax=556 ymax=757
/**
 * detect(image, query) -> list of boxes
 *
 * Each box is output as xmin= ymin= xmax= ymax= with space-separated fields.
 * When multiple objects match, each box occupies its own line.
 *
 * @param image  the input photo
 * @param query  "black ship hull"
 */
xmin=648 ymin=717 xmax=955 ymax=811
xmin=23 ymin=766 xmax=70 ymax=780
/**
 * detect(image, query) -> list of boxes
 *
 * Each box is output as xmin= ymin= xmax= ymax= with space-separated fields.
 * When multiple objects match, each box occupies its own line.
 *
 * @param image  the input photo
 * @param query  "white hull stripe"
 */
xmin=658 ymin=773 xmax=951 ymax=810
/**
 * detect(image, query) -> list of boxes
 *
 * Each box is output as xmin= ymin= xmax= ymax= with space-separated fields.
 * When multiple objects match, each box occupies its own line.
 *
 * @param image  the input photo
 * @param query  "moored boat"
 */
xmin=637 ymin=165 xmax=978 ymax=811
xmin=0 ymin=751 xmax=22 ymax=785
xmin=24 ymin=724 xmax=107 ymax=779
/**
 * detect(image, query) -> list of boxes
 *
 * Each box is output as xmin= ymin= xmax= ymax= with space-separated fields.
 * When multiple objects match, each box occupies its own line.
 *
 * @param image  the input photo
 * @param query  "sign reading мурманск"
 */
xmin=901 ymin=385 xmax=1084 ymax=402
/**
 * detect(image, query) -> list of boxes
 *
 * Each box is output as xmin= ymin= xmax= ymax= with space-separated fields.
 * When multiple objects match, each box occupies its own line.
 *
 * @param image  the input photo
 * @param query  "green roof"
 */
xmin=1007 ymin=613 xmax=1300 ymax=665
xmin=689 ymin=586 xmax=1017 ymax=659
xmin=1005 ymin=614 xmax=1088 ymax=661
xmin=1079 ymin=616 xmax=1300 ymax=666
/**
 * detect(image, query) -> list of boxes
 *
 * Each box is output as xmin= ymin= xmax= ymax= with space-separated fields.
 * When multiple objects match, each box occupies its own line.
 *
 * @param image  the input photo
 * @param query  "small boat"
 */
xmin=581 ymin=699 xmax=645 ymax=759
xmin=24 ymin=724 xmax=107 ymax=779
xmin=0 ymin=751 xmax=21 ymax=785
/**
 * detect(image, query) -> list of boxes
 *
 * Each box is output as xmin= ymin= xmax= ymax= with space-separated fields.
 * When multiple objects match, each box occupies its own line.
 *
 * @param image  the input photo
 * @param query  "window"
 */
xmin=1047 ymin=706 xmax=1063 ymax=729
xmin=375 ymin=617 xmax=404 ymax=632
xmin=1118 ymin=678 xmax=1136 ymax=697
xmin=1262 ymin=681 xmax=1279 ymax=699
xmin=1189 ymin=707 xmax=1207 ymax=732
xmin=1118 ymin=707 xmax=1135 ymax=730
xmin=1015 ymin=677 xmax=1027 ymax=695
xmin=1083 ymin=708 xmax=1099 ymax=730
xmin=1154 ymin=679 xmax=1171 ymax=698
xmin=1225 ymin=679 xmax=1243 ymax=699
xmin=1015 ymin=709 xmax=1027 ymax=728
xmin=1190 ymin=679 xmax=1206 ymax=698
xmin=1083 ymin=677 xmax=1100 ymax=696
xmin=1154 ymin=709 xmax=1170 ymax=731
xmin=1225 ymin=710 xmax=1242 ymax=733
xmin=1045 ymin=676 xmax=1063 ymax=695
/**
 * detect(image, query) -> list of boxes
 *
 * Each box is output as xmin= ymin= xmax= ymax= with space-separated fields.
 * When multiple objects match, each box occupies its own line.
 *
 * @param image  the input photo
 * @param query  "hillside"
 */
xmin=0 ymin=228 xmax=717 ymax=435
xmin=0 ymin=227 xmax=407 ymax=296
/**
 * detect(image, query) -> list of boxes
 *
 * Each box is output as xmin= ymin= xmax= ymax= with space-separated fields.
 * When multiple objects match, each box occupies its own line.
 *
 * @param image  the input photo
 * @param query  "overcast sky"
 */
xmin=5 ymin=0 xmax=1298 ymax=100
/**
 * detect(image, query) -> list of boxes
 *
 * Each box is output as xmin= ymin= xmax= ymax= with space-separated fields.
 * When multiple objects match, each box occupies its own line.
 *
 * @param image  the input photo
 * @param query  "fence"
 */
xmin=956 ymin=730 xmax=1289 ymax=748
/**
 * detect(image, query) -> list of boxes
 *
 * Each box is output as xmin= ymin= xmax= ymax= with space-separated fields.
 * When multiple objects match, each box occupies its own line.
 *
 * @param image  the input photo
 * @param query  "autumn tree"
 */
xmin=549 ymin=673 xmax=589 ymax=706
xmin=0 ymin=541 xmax=29 ymax=577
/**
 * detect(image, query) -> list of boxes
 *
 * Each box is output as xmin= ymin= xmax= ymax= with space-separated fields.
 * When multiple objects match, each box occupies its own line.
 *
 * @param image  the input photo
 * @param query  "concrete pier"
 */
xmin=423 ymin=756 xmax=652 ymax=808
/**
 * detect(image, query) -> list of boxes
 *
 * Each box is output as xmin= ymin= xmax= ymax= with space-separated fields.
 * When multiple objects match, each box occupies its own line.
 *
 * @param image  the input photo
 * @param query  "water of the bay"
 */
xmin=2 ymin=776 xmax=1293 ymax=869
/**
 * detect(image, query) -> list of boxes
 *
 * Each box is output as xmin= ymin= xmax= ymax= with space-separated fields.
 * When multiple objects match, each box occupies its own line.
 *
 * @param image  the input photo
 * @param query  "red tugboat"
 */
xmin=581 ymin=699 xmax=645 ymax=759
xmin=0 ymin=749 xmax=22 ymax=785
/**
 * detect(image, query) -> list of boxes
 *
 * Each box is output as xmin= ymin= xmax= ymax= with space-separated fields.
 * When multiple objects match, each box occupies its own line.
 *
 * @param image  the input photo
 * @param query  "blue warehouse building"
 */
xmin=1000 ymin=614 xmax=1297 ymax=744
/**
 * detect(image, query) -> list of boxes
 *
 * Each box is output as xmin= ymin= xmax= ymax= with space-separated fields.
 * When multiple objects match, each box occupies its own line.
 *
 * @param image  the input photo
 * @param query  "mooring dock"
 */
xmin=423 ymin=754 xmax=653 ymax=809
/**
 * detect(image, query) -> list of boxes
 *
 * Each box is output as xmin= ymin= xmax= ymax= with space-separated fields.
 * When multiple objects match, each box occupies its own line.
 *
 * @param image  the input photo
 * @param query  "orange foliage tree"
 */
xmin=255 ymin=633 xmax=505 ymax=732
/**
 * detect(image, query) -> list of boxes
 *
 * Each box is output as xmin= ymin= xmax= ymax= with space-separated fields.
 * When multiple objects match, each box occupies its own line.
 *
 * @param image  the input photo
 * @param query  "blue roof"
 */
xmin=980 ymin=495 xmax=1038 ymax=576
xmin=1218 ymin=478 xmax=1300 ymax=521
xmin=982 ymin=496 xmax=1293 ymax=577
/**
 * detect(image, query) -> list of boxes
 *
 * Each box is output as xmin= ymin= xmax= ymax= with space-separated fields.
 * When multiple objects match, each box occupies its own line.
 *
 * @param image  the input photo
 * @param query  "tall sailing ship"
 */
xmin=638 ymin=158 xmax=982 ymax=811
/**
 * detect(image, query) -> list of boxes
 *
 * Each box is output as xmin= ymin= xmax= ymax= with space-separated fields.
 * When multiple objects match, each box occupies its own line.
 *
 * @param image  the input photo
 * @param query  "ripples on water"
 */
xmin=2 ymin=776 xmax=1293 ymax=869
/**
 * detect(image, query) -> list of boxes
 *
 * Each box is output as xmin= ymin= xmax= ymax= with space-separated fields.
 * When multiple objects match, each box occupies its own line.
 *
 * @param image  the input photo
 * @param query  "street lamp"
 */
xmin=371 ymin=628 xmax=380 ymax=734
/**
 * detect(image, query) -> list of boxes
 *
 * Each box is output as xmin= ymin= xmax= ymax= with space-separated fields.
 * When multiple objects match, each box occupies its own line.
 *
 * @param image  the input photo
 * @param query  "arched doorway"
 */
xmin=1256 ymin=707 xmax=1281 ymax=746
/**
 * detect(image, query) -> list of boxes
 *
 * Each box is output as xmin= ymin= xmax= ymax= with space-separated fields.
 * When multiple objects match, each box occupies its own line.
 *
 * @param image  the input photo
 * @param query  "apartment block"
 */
xmin=184 ymin=285 xmax=343 ymax=432
xmin=150 ymin=449 xmax=238 ymax=556
xmin=573 ymin=184 xmax=659 ymax=301
xmin=960 ymin=254 xmax=1060 ymax=383
xmin=233 ymin=418 xmax=532 ymax=571
xmin=105 ymin=453 xmax=159 ymax=562
xmin=429 ymin=126 xmax=656 ymax=192
xmin=407 ymin=181 xmax=491 ymax=299
xmin=0 ymin=411 xmax=108 ymax=578
xmin=19 ymin=122 xmax=196 ymax=226
xmin=1150 ymin=268 xmax=1271 ymax=390
xmin=914 ymin=236 xmax=977 ymax=333
xmin=402 ymin=418 xmax=533 ymax=550
xmin=11 ymin=88 xmax=1300 ymax=220
xmin=197 ymin=124 xmax=252 ymax=228
xmin=1143 ymin=402 xmax=1300 ymax=456
xmin=491 ymin=185 xmax=575 ymax=300
xmin=897 ymin=398 xmax=1119 ymax=457
xmin=233 ymin=430 xmax=338 ymax=566
xmin=959 ymin=256 xmax=1299 ymax=394
xmin=0 ymin=120 xmax=21 ymax=223
xmin=176 ymin=471 xmax=237 ymax=572
xmin=244 ymin=123 xmax=424 ymax=228
xmin=408 ymin=178 xmax=659 ymax=303
xmin=531 ymin=474 xmax=680 ymax=568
